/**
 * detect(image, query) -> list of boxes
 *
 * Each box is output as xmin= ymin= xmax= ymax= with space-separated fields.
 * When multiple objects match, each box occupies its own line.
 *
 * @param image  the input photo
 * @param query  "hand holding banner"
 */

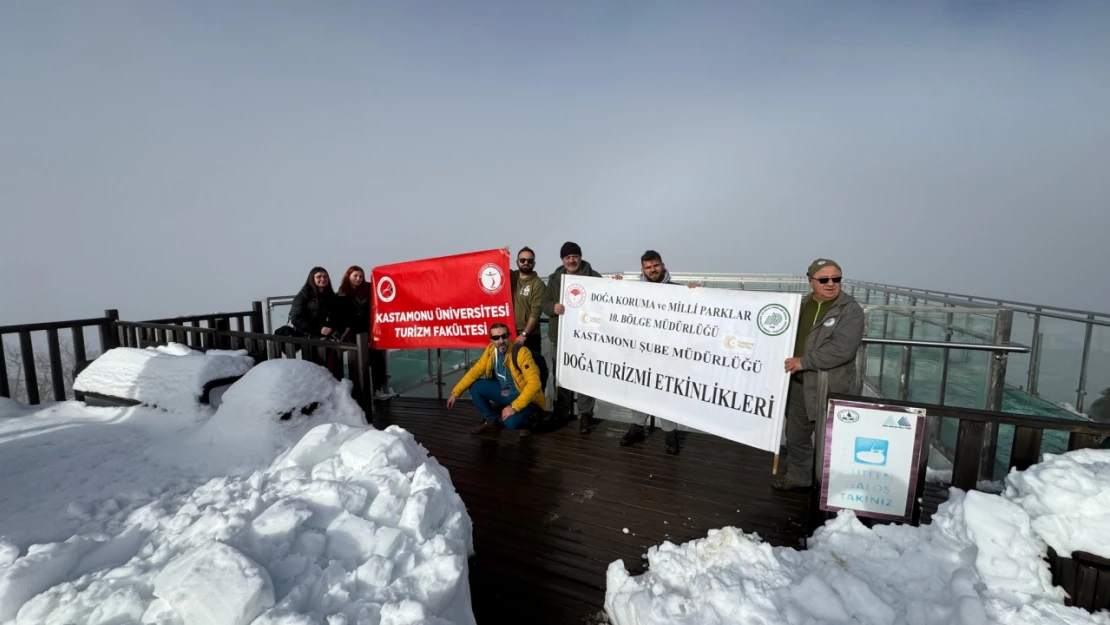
xmin=371 ymin=249 xmax=515 ymax=349
xmin=555 ymin=275 xmax=800 ymax=452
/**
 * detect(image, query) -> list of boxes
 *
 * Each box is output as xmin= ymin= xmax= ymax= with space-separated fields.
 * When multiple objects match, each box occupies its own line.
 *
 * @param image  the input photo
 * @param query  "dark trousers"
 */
xmin=784 ymin=379 xmax=814 ymax=486
xmin=469 ymin=379 xmax=537 ymax=430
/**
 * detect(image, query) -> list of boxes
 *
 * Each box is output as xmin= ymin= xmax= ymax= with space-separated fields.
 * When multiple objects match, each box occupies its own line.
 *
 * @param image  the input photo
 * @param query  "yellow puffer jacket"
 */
xmin=450 ymin=343 xmax=545 ymax=412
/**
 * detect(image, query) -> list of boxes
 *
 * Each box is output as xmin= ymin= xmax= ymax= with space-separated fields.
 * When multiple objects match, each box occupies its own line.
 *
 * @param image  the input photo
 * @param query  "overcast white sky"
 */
xmin=2 ymin=1 xmax=1108 ymax=325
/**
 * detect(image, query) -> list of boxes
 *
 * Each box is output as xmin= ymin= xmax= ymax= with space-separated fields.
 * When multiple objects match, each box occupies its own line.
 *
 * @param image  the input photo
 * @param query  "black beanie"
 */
xmin=560 ymin=241 xmax=582 ymax=258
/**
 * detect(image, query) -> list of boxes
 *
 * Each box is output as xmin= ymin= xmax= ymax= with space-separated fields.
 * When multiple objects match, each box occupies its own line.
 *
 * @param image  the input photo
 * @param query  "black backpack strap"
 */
xmin=510 ymin=342 xmax=521 ymax=371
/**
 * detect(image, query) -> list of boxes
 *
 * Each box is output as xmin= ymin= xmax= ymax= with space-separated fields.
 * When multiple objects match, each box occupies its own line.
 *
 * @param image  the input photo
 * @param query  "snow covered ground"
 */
xmin=606 ymin=449 xmax=1110 ymax=625
xmin=0 ymin=347 xmax=474 ymax=625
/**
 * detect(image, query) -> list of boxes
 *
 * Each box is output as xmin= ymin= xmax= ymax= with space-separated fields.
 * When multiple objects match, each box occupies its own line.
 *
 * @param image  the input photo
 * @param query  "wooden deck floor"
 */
xmin=374 ymin=397 xmax=811 ymax=624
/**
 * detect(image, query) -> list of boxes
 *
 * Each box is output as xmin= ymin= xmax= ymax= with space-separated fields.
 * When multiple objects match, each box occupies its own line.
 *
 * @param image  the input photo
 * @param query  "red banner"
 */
xmin=370 ymin=248 xmax=515 ymax=349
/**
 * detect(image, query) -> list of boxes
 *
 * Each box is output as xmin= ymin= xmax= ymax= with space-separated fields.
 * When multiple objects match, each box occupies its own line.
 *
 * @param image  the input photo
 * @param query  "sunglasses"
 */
xmin=517 ymin=258 xmax=535 ymax=264
xmin=815 ymin=276 xmax=843 ymax=284
xmin=490 ymin=333 xmax=510 ymax=341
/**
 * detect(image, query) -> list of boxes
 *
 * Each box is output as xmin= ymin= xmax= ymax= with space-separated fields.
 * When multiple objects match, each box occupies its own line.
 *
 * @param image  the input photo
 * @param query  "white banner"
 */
xmin=819 ymin=400 xmax=928 ymax=522
xmin=556 ymin=275 xmax=800 ymax=452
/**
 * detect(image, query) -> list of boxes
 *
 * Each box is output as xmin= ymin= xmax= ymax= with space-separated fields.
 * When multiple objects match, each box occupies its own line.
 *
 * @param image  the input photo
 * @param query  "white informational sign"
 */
xmin=819 ymin=399 xmax=928 ymax=522
xmin=556 ymin=275 xmax=801 ymax=453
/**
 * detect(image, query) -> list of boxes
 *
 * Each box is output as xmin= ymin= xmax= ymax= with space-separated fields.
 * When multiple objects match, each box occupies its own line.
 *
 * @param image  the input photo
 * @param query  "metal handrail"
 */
xmin=850 ymin=280 xmax=1110 ymax=322
xmin=862 ymin=337 xmax=1028 ymax=353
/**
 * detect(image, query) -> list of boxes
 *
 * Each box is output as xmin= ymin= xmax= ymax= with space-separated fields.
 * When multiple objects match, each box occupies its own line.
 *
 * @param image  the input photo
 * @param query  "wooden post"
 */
xmin=215 ymin=318 xmax=231 ymax=350
xmin=0 ymin=335 xmax=9 ymax=398
xmin=46 ymin=328 xmax=66 ymax=401
xmin=99 ymin=309 xmax=120 ymax=354
xmin=19 ymin=331 xmax=39 ymax=405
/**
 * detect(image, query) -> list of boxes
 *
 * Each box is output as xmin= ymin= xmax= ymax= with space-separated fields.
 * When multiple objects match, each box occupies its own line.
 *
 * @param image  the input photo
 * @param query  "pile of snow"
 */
xmin=1004 ymin=449 xmax=1110 ymax=560
xmin=179 ymin=359 xmax=369 ymax=474
xmin=73 ymin=343 xmax=254 ymax=413
xmin=606 ymin=450 xmax=1110 ymax=625
xmin=0 ymin=359 xmax=476 ymax=625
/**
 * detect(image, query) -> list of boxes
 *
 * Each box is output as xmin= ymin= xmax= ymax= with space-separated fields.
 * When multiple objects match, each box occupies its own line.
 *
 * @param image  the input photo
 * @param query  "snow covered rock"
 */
xmin=605 ymin=484 xmax=1108 ymax=625
xmin=73 ymin=344 xmax=253 ymax=414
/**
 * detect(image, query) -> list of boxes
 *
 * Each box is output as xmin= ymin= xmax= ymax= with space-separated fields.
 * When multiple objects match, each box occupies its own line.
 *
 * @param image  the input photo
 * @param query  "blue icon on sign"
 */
xmin=854 ymin=437 xmax=889 ymax=466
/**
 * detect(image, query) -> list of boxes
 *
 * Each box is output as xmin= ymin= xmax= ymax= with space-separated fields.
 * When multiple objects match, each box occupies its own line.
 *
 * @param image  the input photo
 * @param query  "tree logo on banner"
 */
xmin=756 ymin=303 xmax=791 ymax=336
xmin=478 ymin=263 xmax=505 ymax=294
xmin=377 ymin=276 xmax=397 ymax=303
xmin=564 ymin=283 xmax=586 ymax=308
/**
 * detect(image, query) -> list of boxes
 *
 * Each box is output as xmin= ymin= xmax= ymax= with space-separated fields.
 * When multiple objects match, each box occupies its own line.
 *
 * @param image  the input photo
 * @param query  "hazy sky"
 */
xmin=2 ymin=1 xmax=1108 ymax=326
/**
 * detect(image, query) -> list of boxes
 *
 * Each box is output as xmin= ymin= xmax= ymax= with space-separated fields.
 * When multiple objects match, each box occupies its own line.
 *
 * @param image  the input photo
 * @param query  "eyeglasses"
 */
xmin=815 ymin=276 xmax=843 ymax=284
xmin=517 ymin=258 xmax=535 ymax=264
xmin=490 ymin=333 xmax=510 ymax=341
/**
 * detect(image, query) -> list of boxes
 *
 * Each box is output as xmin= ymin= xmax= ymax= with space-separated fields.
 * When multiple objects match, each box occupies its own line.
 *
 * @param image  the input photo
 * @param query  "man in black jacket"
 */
xmin=542 ymin=241 xmax=602 ymax=434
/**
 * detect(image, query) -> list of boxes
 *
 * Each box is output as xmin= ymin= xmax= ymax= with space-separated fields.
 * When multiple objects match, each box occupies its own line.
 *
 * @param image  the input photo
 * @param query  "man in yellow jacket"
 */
xmin=446 ymin=322 xmax=546 ymax=437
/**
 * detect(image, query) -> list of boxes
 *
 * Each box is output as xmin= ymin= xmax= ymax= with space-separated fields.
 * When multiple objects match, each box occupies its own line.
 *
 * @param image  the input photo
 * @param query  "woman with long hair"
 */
xmin=287 ymin=266 xmax=337 ymax=338
xmin=337 ymin=265 xmax=395 ymax=399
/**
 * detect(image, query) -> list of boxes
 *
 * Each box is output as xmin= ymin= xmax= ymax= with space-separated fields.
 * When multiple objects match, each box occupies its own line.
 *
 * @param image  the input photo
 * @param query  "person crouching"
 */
xmin=446 ymin=323 xmax=546 ymax=438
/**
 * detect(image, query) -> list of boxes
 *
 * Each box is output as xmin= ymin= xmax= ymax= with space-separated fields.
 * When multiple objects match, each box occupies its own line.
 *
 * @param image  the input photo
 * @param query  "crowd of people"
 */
xmin=282 ymin=244 xmax=866 ymax=490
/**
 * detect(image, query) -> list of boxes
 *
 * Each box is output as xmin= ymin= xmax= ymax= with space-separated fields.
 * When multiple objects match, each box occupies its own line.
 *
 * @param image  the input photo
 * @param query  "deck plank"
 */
xmin=376 ymin=397 xmax=810 ymax=624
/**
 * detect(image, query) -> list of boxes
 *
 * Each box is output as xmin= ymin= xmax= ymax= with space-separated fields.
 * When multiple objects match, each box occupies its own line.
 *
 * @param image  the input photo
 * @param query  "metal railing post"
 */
xmin=981 ymin=308 xmax=1013 ymax=480
xmin=1076 ymin=315 xmax=1095 ymax=413
xmin=1026 ymin=308 xmax=1041 ymax=393
xmin=938 ymin=305 xmax=954 ymax=404
xmin=436 ymin=348 xmax=444 ymax=401
xmin=878 ymin=293 xmax=891 ymax=395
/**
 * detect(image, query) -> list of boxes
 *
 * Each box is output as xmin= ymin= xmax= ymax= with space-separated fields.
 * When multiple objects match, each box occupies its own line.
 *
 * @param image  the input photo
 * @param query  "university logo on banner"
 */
xmin=555 ymin=275 xmax=801 ymax=452
xmin=371 ymin=249 xmax=515 ymax=349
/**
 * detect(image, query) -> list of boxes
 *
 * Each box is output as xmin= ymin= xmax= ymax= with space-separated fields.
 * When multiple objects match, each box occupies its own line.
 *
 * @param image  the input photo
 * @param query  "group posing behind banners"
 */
xmin=289 ymin=245 xmax=865 ymax=490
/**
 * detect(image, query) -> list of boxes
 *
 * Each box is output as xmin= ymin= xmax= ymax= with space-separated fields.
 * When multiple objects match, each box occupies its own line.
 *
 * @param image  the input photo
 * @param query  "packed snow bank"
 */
xmin=73 ymin=343 xmax=254 ymax=413
xmin=1004 ymin=449 xmax=1110 ymax=560
xmin=2 ymin=424 xmax=474 ymax=625
xmin=2 ymin=358 xmax=475 ymax=624
xmin=180 ymin=359 xmax=369 ymax=474
xmin=606 ymin=459 xmax=1110 ymax=625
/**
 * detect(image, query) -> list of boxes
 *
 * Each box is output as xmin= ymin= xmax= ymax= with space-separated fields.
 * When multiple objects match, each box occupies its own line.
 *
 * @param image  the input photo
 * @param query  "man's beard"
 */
xmin=519 ymin=267 xmax=534 ymax=275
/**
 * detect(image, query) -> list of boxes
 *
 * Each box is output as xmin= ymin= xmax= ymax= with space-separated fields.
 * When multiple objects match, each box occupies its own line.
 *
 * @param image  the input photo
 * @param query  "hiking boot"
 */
xmin=664 ymin=430 xmax=679 ymax=455
xmin=518 ymin=427 xmax=533 ymax=439
xmin=771 ymin=475 xmax=811 ymax=491
xmin=579 ymin=412 xmax=593 ymax=434
xmin=470 ymin=419 xmax=497 ymax=435
xmin=620 ymin=424 xmax=645 ymax=447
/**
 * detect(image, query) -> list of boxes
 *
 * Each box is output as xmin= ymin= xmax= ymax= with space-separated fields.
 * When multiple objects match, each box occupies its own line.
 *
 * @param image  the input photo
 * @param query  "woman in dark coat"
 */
xmin=288 ymin=266 xmax=338 ymax=338
xmin=337 ymin=265 xmax=394 ymax=399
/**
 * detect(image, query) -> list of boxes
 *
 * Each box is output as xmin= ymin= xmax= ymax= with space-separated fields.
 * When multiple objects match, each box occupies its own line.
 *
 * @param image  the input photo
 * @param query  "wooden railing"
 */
xmin=1 ymin=305 xmax=372 ymax=418
xmin=0 ymin=311 xmax=117 ymax=404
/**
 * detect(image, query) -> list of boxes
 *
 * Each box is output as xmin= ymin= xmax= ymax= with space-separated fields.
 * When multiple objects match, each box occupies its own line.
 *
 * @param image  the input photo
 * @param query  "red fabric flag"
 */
xmin=370 ymin=248 xmax=515 ymax=349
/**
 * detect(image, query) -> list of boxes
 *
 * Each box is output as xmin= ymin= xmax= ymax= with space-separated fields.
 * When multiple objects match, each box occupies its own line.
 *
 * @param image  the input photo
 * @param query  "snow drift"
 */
xmin=73 ymin=343 xmax=254 ymax=413
xmin=0 ymin=356 xmax=475 ymax=625
xmin=605 ymin=449 xmax=1110 ymax=625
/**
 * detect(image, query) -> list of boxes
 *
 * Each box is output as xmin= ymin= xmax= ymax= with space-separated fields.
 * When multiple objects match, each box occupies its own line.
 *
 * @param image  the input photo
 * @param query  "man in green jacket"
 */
xmin=511 ymin=246 xmax=548 ymax=390
xmin=773 ymin=258 xmax=865 ymax=491
xmin=542 ymin=241 xmax=603 ymax=434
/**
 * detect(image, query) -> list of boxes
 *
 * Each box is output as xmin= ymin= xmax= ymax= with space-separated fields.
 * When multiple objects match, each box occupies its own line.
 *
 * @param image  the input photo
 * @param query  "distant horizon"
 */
xmin=3 ymin=1 xmax=1109 ymax=323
